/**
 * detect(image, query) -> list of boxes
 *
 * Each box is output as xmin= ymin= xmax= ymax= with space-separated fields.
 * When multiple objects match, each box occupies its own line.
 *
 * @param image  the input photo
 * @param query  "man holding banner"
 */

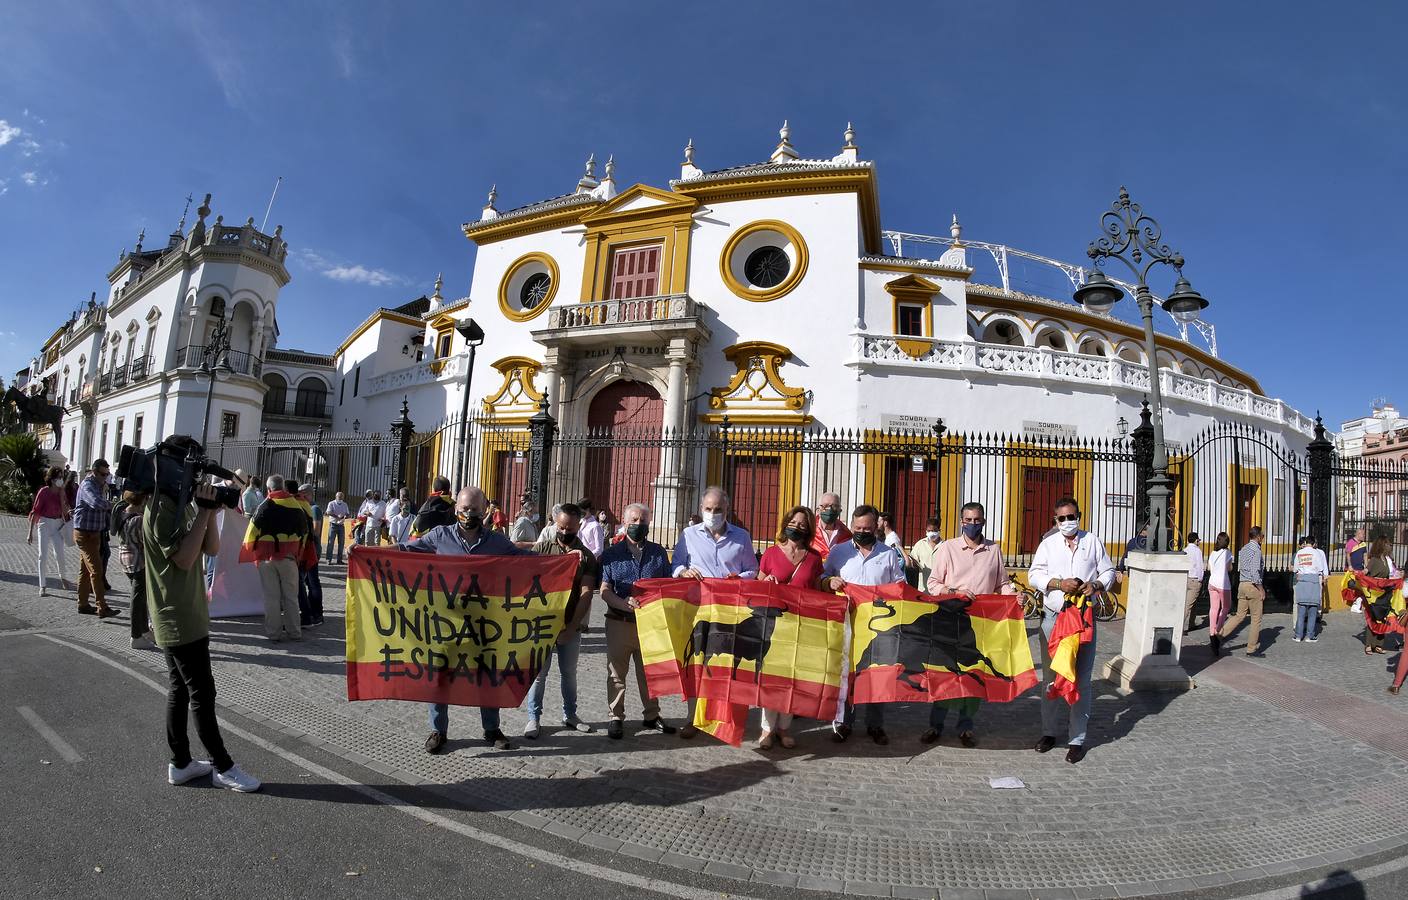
xmin=524 ymin=502 xmax=599 ymax=739
xmin=924 ymin=501 xmax=1013 ymax=747
xmin=1027 ymin=496 xmax=1114 ymax=764
xmin=399 ymin=486 xmax=529 ymax=753
xmin=820 ymin=504 xmax=907 ymax=745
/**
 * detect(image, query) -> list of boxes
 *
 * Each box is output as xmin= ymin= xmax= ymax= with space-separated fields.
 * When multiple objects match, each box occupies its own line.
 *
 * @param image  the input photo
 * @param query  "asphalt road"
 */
xmin=0 ymin=631 xmax=812 ymax=900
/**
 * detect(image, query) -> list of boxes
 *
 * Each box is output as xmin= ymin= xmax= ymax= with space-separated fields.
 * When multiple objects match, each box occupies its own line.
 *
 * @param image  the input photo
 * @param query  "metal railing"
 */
xmin=175 ymin=345 xmax=262 ymax=377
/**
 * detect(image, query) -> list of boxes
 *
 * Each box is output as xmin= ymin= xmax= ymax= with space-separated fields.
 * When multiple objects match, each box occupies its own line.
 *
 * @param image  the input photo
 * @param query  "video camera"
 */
xmin=116 ymin=435 xmax=241 ymax=510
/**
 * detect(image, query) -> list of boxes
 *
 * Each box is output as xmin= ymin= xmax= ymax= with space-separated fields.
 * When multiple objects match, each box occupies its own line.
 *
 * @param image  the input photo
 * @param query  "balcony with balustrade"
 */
xmin=848 ymin=333 xmax=1315 ymax=436
xmin=173 ymin=345 xmax=262 ymax=378
xmin=363 ymin=351 xmax=469 ymax=398
xmin=530 ymin=293 xmax=711 ymax=349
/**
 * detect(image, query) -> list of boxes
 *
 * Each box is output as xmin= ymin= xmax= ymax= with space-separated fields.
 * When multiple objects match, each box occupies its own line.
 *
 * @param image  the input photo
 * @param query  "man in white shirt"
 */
xmin=821 ymin=504 xmax=907 ymax=745
xmin=358 ymin=490 xmax=387 ymax=546
xmin=1184 ymin=531 xmax=1206 ymax=632
xmin=324 ymin=492 xmax=350 ymax=564
xmin=1027 ymin=497 xmax=1115 ymax=764
xmin=576 ymin=497 xmax=605 ymax=558
xmin=878 ymin=511 xmax=912 ymax=570
xmin=1292 ymin=535 xmax=1330 ymax=643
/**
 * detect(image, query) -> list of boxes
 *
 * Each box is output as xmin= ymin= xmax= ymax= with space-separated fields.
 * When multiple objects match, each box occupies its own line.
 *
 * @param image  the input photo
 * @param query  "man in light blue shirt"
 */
xmin=670 ymin=486 xmax=757 ymax=737
xmin=820 ymin=504 xmax=906 ymax=745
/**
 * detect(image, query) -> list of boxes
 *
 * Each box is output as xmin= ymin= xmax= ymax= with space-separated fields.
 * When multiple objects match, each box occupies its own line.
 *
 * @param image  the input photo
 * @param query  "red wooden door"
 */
xmin=583 ymin=381 xmax=664 ymax=519
xmin=884 ymin=456 xmax=936 ymax=546
xmin=1021 ymin=466 xmax=1075 ymax=553
xmin=1235 ymin=483 xmax=1258 ymax=548
xmin=727 ymin=455 xmax=781 ymax=540
xmin=609 ymin=245 xmax=662 ymax=299
xmin=494 ymin=450 xmax=528 ymax=512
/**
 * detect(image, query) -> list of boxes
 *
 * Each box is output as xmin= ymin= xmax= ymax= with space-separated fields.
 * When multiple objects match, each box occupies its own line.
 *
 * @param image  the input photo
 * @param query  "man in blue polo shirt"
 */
xmin=400 ymin=485 xmax=528 ymax=753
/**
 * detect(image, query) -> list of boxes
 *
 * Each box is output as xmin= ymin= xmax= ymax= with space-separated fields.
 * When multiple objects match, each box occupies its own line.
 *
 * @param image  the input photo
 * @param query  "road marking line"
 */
xmin=16 ymin=706 xmax=83 ymax=763
xmin=37 ymin=634 xmax=755 ymax=900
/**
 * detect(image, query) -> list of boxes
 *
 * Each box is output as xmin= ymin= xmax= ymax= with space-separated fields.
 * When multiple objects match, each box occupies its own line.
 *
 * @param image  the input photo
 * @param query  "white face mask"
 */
xmin=925 ymin=531 xmax=939 ymax=541
xmin=51 ymin=479 xmax=62 ymax=488
xmin=703 ymin=511 xmax=726 ymax=532
xmin=1058 ymin=519 xmax=1080 ymax=537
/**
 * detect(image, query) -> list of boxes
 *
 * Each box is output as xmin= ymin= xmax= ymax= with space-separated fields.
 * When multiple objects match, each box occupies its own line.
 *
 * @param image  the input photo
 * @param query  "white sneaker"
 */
xmin=168 ymin=759 xmax=214 ymax=785
xmin=212 ymin=764 xmax=262 ymax=793
xmin=131 ymin=633 xmax=157 ymax=650
xmin=523 ymin=719 xmax=541 ymax=739
xmin=1293 ymin=636 xmax=1303 ymax=643
xmin=39 ymin=587 xmax=48 ymax=597
xmin=563 ymin=715 xmax=594 ymax=733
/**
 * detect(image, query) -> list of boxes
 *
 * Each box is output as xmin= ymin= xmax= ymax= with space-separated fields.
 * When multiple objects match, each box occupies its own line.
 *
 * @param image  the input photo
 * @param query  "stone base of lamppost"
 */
xmin=1102 ymin=550 xmax=1196 ymax=693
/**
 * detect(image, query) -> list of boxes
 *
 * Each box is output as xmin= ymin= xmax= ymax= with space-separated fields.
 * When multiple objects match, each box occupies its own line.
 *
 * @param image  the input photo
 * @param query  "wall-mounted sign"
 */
xmin=1022 ymin=420 xmax=1077 ymax=440
xmin=1105 ymin=493 xmax=1134 ymax=508
xmin=880 ymin=413 xmax=936 ymax=432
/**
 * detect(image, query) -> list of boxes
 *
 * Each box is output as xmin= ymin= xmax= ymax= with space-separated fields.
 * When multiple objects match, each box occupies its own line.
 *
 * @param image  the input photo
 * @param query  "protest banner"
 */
xmin=345 ymin=547 xmax=578 ymax=708
xmin=635 ymin=578 xmax=848 ymax=746
xmin=845 ymin=583 xmax=1038 ymax=705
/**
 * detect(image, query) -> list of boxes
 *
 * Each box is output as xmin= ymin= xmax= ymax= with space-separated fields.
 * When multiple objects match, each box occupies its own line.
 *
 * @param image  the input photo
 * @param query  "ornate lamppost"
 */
xmin=1073 ymin=187 xmax=1208 ymax=553
xmin=195 ymin=316 xmax=233 ymax=449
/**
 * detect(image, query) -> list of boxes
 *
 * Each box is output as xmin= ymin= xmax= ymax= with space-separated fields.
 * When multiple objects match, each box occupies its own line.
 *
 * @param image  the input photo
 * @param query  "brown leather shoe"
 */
xmin=96 ymin=607 xmax=120 ymax=619
xmin=77 ymin=604 xmax=96 ymax=615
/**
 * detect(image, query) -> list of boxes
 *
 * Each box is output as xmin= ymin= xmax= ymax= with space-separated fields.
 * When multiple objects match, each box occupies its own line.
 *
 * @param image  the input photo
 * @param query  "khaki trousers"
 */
xmin=1184 ymin=577 xmax=1203 ymax=630
xmin=605 ymin=616 xmax=658 ymax=722
xmin=74 ymin=529 xmax=107 ymax=611
xmin=1219 ymin=582 xmax=1265 ymax=653
xmin=259 ymin=557 xmax=303 ymax=640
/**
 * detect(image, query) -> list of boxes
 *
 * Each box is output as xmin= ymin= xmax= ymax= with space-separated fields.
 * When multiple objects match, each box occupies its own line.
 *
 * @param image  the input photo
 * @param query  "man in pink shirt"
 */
xmin=923 ymin=501 xmax=1013 ymax=747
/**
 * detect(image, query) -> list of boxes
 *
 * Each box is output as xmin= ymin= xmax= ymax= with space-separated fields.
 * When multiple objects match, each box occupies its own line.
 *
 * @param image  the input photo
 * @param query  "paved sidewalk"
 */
xmin=4 ymin=513 xmax=1408 ymax=898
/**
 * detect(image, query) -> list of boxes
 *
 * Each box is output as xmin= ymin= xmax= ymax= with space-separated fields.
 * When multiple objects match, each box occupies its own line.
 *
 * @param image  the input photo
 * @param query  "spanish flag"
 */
xmin=239 ymin=491 xmax=317 ymax=567
xmin=1045 ymin=593 xmax=1093 ymax=705
xmin=845 ymin=584 xmax=1038 ymax=705
xmin=345 ymin=547 xmax=578 ymax=708
xmin=635 ymin=578 xmax=848 ymax=746
xmin=1342 ymin=570 xmax=1406 ymax=635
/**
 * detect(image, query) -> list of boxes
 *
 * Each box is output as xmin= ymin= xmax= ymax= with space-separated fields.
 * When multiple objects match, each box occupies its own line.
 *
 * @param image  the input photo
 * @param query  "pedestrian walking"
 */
xmin=27 ymin=465 xmax=73 ymax=595
xmin=599 ymin=503 xmax=677 ymax=740
xmin=524 ymin=503 xmax=599 ymax=739
xmin=755 ymin=505 xmax=825 ymax=748
xmin=1183 ymin=532 xmax=1206 ymax=632
xmin=924 ymin=501 xmax=1014 ymax=747
xmin=401 ymin=486 xmax=525 ymax=753
xmin=1292 ymin=535 xmax=1329 ymax=643
xmin=1212 ymin=526 xmax=1266 ymax=657
xmin=820 ymin=504 xmax=907 ymax=745
xmin=1206 ymin=532 xmax=1232 ymax=639
xmin=1028 ymin=497 xmax=1115 ymax=764
xmin=72 ymin=459 xmax=117 ymax=618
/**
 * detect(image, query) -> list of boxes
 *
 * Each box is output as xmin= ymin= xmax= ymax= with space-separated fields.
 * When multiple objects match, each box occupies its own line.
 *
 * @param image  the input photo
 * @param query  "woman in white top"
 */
xmin=1206 ymin=532 xmax=1232 ymax=638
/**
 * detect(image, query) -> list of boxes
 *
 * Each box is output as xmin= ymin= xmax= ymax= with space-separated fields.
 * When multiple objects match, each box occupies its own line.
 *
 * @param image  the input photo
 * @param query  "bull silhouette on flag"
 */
xmin=845 ymin=584 xmax=1038 ymax=705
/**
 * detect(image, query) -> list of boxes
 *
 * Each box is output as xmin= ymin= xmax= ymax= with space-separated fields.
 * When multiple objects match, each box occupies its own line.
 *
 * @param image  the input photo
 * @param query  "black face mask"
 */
xmin=625 ymin=523 xmax=649 ymax=542
xmin=557 ymin=530 xmax=578 ymax=545
xmin=783 ymin=527 xmax=809 ymax=544
xmin=818 ymin=509 xmax=839 ymax=524
xmin=853 ymin=531 xmax=877 ymax=548
xmin=457 ymin=511 xmax=483 ymax=531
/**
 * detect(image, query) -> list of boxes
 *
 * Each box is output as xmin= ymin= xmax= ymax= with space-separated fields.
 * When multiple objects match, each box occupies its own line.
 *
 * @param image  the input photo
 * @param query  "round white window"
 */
xmin=720 ymin=220 xmax=808 ymax=302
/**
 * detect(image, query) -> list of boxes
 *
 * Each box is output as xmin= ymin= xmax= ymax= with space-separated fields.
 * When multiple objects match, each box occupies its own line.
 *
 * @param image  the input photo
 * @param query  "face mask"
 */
xmin=557 ymin=530 xmax=578 ymax=545
xmin=853 ymin=531 xmax=877 ymax=548
xmin=625 ymin=523 xmax=649 ymax=542
xmin=1058 ymin=519 xmax=1080 ymax=537
xmin=703 ymin=511 xmax=726 ymax=531
xmin=961 ymin=523 xmax=983 ymax=541
xmin=925 ymin=531 xmax=939 ymax=542
xmin=457 ymin=511 xmax=483 ymax=531
xmin=783 ymin=527 xmax=809 ymax=544
xmin=819 ymin=509 xmax=839 ymax=524
xmin=51 ymin=479 xmax=62 ymax=488
xmin=531 ymin=513 xmax=541 ymax=523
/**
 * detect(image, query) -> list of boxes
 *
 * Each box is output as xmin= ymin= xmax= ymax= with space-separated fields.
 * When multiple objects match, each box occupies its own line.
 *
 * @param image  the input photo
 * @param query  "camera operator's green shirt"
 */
xmin=143 ymin=495 xmax=210 ymax=649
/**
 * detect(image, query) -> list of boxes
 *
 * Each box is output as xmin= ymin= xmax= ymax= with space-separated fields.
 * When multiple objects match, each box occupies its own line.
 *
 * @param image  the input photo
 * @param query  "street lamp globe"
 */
xmin=1072 ymin=270 xmax=1123 ymax=315
xmin=1162 ymin=276 xmax=1209 ymax=325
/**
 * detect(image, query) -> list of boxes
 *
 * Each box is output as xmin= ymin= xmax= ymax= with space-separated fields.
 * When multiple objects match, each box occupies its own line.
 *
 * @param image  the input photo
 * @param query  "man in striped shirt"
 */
xmin=1212 ymin=526 xmax=1265 ymax=657
xmin=73 ymin=459 xmax=117 ymax=618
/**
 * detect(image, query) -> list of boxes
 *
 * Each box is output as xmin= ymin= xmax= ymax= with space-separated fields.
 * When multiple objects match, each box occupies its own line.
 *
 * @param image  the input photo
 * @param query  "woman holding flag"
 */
xmin=756 ymin=505 xmax=824 ymax=749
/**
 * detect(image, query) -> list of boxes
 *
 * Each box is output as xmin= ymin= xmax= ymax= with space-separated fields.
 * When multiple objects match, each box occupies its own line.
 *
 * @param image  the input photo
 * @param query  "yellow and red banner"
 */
xmin=845 ymin=584 xmax=1038 ymax=705
xmin=635 ymin=578 xmax=848 ymax=745
xmin=239 ymin=491 xmax=317 ymax=567
xmin=1343 ymin=570 xmax=1406 ymax=635
xmin=1045 ymin=593 xmax=1093 ymax=704
xmin=345 ymin=547 xmax=578 ymax=707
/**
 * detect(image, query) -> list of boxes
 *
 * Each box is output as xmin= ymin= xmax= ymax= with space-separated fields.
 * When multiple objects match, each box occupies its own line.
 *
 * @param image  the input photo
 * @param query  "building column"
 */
xmin=662 ymin=338 xmax=689 ymax=436
xmin=652 ymin=337 xmax=696 ymax=536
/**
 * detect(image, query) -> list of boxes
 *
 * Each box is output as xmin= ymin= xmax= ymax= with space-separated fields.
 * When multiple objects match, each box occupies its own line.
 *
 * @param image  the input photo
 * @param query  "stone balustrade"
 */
xmin=364 ymin=352 xmax=468 ymax=397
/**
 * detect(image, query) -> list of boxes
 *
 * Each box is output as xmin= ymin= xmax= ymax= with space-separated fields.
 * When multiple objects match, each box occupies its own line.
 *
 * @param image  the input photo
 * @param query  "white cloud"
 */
xmin=0 ymin=120 xmax=20 ymax=147
xmin=295 ymin=248 xmax=407 ymax=288
xmin=332 ymin=31 xmax=355 ymax=78
xmin=20 ymin=171 xmax=44 ymax=187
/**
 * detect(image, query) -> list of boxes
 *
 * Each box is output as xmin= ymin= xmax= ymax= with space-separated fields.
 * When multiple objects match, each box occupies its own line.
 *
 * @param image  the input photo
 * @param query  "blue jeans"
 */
xmin=325 ymin=524 xmax=344 ymax=562
xmin=929 ymin=697 xmax=979 ymax=734
xmin=1295 ymin=604 xmax=1320 ymax=640
xmin=527 ymin=633 xmax=580 ymax=721
xmin=427 ymin=703 xmax=500 ymax=737
xmin=1040 ymin=608 xmax=1097 ymax=746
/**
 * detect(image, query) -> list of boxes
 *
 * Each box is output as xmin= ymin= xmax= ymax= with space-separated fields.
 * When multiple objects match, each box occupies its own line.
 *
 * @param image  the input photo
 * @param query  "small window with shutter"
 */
xmin=609 ymin=244 xmax=662 ymax=300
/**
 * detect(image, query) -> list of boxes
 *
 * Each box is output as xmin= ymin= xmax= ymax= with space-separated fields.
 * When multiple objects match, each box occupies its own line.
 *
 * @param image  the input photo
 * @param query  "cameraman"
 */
xmin=144 ymin=445 xmax=261 ymax=792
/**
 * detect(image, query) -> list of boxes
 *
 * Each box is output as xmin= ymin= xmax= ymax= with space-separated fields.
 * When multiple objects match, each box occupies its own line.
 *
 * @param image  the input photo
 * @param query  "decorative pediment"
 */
xmin=579 ymin=184 xmax=698 ymax=226
xmin=883 ymin=273 xmax=942 ymax=298
xmin=701 ymin=340 xmax=812 ymax=425
xmin=481 ymin=356 xmax=544 ymax=423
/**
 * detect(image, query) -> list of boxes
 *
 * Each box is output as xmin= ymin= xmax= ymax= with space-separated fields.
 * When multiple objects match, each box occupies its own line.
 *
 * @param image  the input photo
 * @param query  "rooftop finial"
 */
xmin=843 ymin=121 xmax=856 ymax=147
xmin=585 ymin=152 xmax=596 ymax=177
xmin=197 ymin=193 xmax=211 ymax=223
xmin=432 ymin=273 xmax=443 ymax=300
xmin=604 ymin=154 xmax=615 ymax=180
xmin=480 ymin=184 xmax=500 ymax=221
xmin=684 ymin=138 xmax=694 ymax=164
xmin=134 ymin=228 xmax=145 ymax=252
xmin=576 ymin=153 xmax=601 ymax=193
xmin=770 ymin=119 xmax=799 ymax=163
xmin=176 ymin=193 xmax=194 ymax=233
xmin=950 ymin=213 xmax=962 ymax=243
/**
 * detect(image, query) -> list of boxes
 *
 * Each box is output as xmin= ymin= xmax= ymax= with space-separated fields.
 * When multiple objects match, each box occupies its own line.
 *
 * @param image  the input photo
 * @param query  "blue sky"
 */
xmin=1 ymin=1 xmax=1403 ymax=429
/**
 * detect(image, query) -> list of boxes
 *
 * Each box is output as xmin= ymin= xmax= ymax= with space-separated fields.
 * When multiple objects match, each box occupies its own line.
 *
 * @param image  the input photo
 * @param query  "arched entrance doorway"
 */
xmin=583 ymin=380 xmax=664 ymax=523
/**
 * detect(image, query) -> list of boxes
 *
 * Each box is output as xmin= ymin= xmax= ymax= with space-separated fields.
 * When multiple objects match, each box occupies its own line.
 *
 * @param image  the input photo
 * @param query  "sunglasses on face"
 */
xmin=1055 ymin=514 xmax=1080 ymax=522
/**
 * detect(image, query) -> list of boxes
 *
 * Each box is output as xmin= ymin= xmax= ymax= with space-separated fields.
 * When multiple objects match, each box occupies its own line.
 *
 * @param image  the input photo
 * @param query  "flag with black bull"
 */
xmin=344 ymin=547 xmax=579 ymax=707
xmin=635 ymin=578 xmax=848 ymax=746
xmin=844 ymin=583 xmax=1038 ymax=705
xmin=239 ymin=491 xmax=318 ymax=568
xmin=1342 ymin=570 xmax=1406 ymax=636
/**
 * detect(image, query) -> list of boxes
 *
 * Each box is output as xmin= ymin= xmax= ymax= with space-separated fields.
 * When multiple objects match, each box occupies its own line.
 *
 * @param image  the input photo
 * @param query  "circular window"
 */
xmin=719 ymin=220 xmax=809 ymax=302
xmin=743 ymin=246 xmax=790 ymax=288
xmin=498 ymin=253 xmax=560 ymax=322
